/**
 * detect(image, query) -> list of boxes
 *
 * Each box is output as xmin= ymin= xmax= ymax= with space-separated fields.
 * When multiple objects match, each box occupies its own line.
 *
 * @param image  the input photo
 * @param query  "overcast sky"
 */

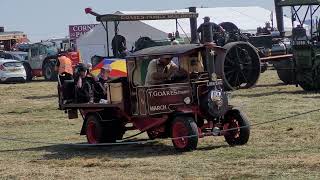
xmin=1 ymin=0 xmax=275 ymax=42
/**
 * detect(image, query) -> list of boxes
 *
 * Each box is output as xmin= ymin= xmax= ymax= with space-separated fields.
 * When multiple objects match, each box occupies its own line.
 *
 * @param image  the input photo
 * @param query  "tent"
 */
xmin=76 ymin=21 xmax=168 ymax=63
xmin=130 ymin=6 xmax=295 ymax=34
xmin=77 ymin=6 xmax=295 ymax=64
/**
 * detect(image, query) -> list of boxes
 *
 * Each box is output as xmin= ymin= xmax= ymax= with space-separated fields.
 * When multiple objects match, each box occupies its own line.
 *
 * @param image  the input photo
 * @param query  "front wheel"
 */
xmin=23 ymin=63 xmax=33 ymax=81
xmin=223 ymin=110 xmax=250 ymax=146
xmin=171 ymin=116 xmax=198 ymax=152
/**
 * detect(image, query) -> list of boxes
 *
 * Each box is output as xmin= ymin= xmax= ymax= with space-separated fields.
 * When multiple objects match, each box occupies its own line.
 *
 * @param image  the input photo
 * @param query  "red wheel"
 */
xmin=85 ymin=115 xmax=102 ymax=144
xmin=223 ymin=110 xmax=250 ymax=146
xmin=171 ymin=116 xmax=198 ymax=152
xmin=85 ymin=113 xmax=125 ymax=144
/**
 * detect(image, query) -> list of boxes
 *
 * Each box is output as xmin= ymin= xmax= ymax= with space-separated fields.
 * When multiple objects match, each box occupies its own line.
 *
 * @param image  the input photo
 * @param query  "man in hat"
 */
xmin=145 ymin=55 xmax=184 ymax=86
xmin=197 ymin=16 xmax=225 ymax=44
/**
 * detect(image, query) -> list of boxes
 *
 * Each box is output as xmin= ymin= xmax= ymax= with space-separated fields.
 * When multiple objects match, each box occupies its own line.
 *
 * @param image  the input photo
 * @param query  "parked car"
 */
xmin=6 ymin=51 xmax=28 ymax=61
xmin=0 ymin=57 xmax=26 ymax=83
xmin=0 ymin=51 xmax=30 ymax=81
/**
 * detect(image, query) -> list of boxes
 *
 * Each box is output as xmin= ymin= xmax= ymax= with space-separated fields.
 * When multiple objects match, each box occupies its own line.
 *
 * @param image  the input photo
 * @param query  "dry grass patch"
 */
xmin=0 ymin=70 xmax=320 ymax=179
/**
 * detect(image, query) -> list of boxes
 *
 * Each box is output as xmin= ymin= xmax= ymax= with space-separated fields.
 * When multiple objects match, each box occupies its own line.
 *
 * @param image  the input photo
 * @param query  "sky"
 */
xmin=0 ymin=0 xmax=275 ymax=42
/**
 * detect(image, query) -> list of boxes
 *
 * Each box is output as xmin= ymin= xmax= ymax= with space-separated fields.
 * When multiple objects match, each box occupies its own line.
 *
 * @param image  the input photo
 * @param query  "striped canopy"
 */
xmin=91 ymin=58 xmax=127 ymax=77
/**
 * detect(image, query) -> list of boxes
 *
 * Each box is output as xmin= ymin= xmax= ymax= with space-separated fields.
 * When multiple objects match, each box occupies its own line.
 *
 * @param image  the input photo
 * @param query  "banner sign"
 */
xmin=69 ymin=24 xmax=98 ymax=40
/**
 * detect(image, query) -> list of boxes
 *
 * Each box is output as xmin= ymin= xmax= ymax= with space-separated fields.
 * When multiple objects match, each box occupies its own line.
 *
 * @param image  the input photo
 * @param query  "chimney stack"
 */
xmin=189 ymin=7 xmax=198 ymax=43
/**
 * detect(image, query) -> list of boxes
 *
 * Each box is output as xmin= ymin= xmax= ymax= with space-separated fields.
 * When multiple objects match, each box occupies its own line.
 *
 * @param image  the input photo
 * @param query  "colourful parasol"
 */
xmin=91 ymin=58 xmax=127 ymax=77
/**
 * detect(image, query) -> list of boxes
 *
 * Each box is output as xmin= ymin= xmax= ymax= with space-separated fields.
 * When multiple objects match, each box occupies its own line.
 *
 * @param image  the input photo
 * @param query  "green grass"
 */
xmin=0 ymin=70 xmax=320 ymax=179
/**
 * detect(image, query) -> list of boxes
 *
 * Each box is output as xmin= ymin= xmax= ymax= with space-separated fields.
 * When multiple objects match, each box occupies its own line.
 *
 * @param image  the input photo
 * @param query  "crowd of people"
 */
xmin=56 ymin=52 xmax=112 ymax=104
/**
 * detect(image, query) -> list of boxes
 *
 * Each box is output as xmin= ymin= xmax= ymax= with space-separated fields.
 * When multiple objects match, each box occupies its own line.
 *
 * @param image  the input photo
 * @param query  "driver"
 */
xmin=197 ymin=16 xmax=225 ymax=44
xmin=112 ymin=34 xmax=127 ymax=58
xmin=145 ymin=55 xmax=180 ymax=86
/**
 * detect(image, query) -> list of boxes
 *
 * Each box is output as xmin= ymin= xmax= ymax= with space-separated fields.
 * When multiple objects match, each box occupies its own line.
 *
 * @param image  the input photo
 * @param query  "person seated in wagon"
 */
xmin=145 ymin=54 xmax=188 ymax=86
xmin=92 ymin=65 xmax=112 ymax=103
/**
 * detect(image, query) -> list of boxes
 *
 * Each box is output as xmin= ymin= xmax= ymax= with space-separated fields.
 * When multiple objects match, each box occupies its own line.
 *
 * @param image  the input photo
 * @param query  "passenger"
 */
xmin=145 ymin=55 xmax=187 ymax=86
xmin=91 ymin=65 xmax=112 ymax=103
xmin=86 ymin=63 xmax=93 ymax=76
xmin=97 ymin=65 xmax=112 ymax=83
xmin=55 ymin=52 xmax=73 ymax=85
xmin=75 ymin=64 xmax=94 ymax=103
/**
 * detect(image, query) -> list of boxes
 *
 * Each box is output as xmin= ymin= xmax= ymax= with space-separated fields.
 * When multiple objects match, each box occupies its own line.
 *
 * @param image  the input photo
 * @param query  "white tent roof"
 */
xmin=77 ymin=21 xmax=168 ymax=46
xmin=77 ymin=6 xmax=296 ymax=63
xmin=77 ymin=21 xmax=168 ymax=62
xmin=122 ymin=6 xmax=295 ymax=34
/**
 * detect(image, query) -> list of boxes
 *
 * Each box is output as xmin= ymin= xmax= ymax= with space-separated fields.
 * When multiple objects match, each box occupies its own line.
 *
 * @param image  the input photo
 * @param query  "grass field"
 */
xmin=0 ymin=70 xmax=320 ymax=179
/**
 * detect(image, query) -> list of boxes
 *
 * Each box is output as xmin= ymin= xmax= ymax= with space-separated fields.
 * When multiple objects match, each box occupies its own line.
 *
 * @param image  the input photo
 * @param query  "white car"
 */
xmin=0 ymin=58 xmax=26 ymax=83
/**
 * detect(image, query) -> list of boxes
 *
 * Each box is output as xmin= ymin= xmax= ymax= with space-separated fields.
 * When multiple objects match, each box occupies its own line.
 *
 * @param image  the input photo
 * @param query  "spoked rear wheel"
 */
xmin=171 ymin=116 xmax=198 ymax=152
xmin=216 ymin=42 xmax=261 ymax=90
xmin=223 ymin=110 xmax=250 ymax=146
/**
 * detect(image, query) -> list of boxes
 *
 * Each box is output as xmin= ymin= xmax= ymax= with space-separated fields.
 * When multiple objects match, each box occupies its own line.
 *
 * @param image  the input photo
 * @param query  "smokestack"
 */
xmin=274 ymin=0 xmax=285 ymax=37
xmin=189 ymin=7 xmax=198 ymax=43
xmin=0 ymin=27 xmax=4 ymax=32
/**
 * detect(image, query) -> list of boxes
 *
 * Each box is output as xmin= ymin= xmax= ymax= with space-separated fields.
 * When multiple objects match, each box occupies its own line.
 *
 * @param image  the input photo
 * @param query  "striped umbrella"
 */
xmin=91 ymin=58 xmax=127 ymax=77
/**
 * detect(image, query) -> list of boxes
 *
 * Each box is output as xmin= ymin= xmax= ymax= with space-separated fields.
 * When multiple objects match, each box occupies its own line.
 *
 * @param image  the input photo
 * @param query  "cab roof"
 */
xmin=128 ymin=44 xmax=205 ymax=58
xmin=128 ymin=44 xmax=226 ymax=58
xmin=96 ymin=12 xmax=198 ymax=22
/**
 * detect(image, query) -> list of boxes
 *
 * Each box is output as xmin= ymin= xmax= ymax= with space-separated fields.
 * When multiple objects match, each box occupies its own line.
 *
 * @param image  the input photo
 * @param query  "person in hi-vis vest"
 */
xmin=55 ymin=52 xmax=73 ymax=85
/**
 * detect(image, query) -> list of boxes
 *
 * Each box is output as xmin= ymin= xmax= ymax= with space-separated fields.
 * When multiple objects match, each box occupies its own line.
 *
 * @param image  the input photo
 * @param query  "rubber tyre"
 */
xmin=171 ymin=116 xmax=198 ymax=152
xmin=102 ymin=120 xmax=124 ymax=142
xmin=86 ymin=114 xmax=124 ymax=144
xmin=223 ymin=110 xmax=250 ymax=146
xmin=23 ymin=63 xmax=33 ymax=81
xmin=99 ymin=110 xmax=125 ymax=142
xmin=43 ymin=61 xmax=57 ymax=81
xmin=85 ymin=114 xmax=104 ymax=144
